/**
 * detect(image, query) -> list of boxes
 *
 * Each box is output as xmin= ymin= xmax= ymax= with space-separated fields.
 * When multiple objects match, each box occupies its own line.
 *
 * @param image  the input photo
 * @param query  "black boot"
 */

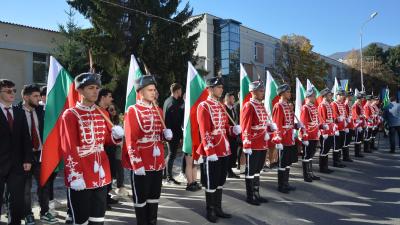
xmin=364 ymin=140 xmax=372 ymax=153
xmin=277 ymin=170 xmax=289 ymax=194
xmin=245 ymin=178 xmax=260 ymax=205
xmin=214 ymin=189 xmax=232 ymax=218
xmin=309 ymin=160 xmax=320 ymax=180
xmin=285 ymin=168 xmax=296 ymax=191
xmin=302 ymin=161 xmax=313 ymax=182
xmin=227 ymin=168 xmax=240 ymax=178
xmin=147 ymin=203 xmax=158 ymax=225
xmin=205 ymin=192 xmax=218 ymax=223
xmin=333 ymin=151 xmax=346 ymax=168
xmin=320 ymin=156 xmax=333 ymax=173
xmin=342 ymin=147 xmax=353 ymax=162
xmin=371 ymin=138 xmax=377 ymax=150
xmin=354 ymin=144 xmax=364 ymax=157
xmin=254 ymin=176 xmax=268 ymax=203
xmin=135 ymin=206 xmax=148 ymax=225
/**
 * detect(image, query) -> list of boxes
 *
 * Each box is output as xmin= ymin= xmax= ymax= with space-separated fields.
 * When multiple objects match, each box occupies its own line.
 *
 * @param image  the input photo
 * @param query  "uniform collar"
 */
xmin=207 ymin=96 xmax=220 ymax=104
xmin=137 ymin=100 xmax=153 ymax=108
xmin=76 ymin=102 xmax=96 ymax=111
xmin=250 ymin=98 xmax=262 ymax=104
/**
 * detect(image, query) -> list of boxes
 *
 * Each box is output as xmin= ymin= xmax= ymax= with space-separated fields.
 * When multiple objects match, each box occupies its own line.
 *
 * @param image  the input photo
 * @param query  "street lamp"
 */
xmin=360 ymin=12 xmax=378 ymax=92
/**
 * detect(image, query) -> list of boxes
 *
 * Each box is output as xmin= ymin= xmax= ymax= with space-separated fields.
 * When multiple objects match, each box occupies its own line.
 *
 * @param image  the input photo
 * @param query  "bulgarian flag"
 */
xmin=382 ymin=87 xmax=390 ymax=109
xmin=182 ymin=62 xmax=208 ymax=161
xmin=307 ymin=79 xmax=322 ymax=106
xmin=265 ymin=70 xmax=279 ymax=115
xmin=40 ymin=56 xmax=79 ymax=186
xmin=332 ymin=77 xmax=339 ymax=101
xmin=295 ymin=77 xmax=306 ymax=120
xmin=239 ymin=63 xmax=251 ymax=109
xmin=125 ymin=54 xmax=143 ymax=111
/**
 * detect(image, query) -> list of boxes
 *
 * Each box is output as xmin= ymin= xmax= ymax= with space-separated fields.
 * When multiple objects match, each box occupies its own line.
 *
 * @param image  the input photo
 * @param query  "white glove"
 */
xmin=302 ymin=141 xmax=309 ymax=146
xmin=322 ymin=134 xmax=328 ymax=140
xmin=233 ymin=125 xmax=241 ymax=135
xmin=70 ymin=178 xmax=86 ymax=191
xmin=207 ymin=154 xmax=218 ymax=162
xmin=344 ymin=128 xmax=349 ymax=133
xmin=270 ymin=123 xmax=278 ymax=131
xmin=111 ymin=125 xmax=124 ymax=139
xmin=335 ymin=131 xmax=340 ymax=136
xmin=357 ymin=127 xmax=363 ymax=133
xmin=243 ymin=148 xmax=252 ymax=155
xmin=163 ymin=129 xmax=173 ymax=141
xmin=264 ymin=132 xmax=270 ymax=141
xmin=323 ymin=124 xmax=329 ymax=130
xmin=275 ymin=144 xmax=283 ymax=150
xmin=134 ymin=167 xmax=146 ymax=176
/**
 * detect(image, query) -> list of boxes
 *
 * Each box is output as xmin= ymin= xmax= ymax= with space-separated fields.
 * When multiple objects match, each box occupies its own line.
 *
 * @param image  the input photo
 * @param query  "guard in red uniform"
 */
xmin=331 ymin=89 xmax=347 ymax=168
xmin=299 ymin=88 xmax=322 ymax=182
xmin=60 ymin=73 xmax=124 ymax=225
xmin=197 ymin=77 xmax=241 ymax=223
xmin=318 ymin=88 xmax=335 ymax=173
xmin=343 ymin=91 xmax=354 ymax=162
xmin=352 ymin=91 xmax=366 ymax=157
xmin=241 ymin=81 xmax=275 ymax=205
xmin=363 ymin=95 xmax=374 ymax=153
xmin=123 ymin=75 xmax=173 ymax=225
xmin=272 ymin=84 xmax=301 ymax=194
xmin=370 ymin=96 xmax=382 ymax=150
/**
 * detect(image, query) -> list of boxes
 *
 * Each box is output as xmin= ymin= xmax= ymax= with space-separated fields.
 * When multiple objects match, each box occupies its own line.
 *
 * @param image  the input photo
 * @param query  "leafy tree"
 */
xmin=67 ymin=0 xmax=203 ymax=109
xmin=274 ymin=34 xmax=329 ymax=90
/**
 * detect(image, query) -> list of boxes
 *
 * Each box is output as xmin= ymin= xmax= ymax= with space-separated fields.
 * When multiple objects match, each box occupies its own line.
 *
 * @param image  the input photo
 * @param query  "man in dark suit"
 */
xmin=0 ymin=79 xmax=32 ymax=225
xmin=224 ymin=92 xmax=240 ymax=178
xmin=163 ymin=83 xmax=184 ymax=184
xmin=17 ymin=85 xmax=57 ymax=224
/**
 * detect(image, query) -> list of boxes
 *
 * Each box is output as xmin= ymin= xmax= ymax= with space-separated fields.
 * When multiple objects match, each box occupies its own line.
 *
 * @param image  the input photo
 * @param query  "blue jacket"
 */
xmin=384 ymin=101 xmax=400 ymax=127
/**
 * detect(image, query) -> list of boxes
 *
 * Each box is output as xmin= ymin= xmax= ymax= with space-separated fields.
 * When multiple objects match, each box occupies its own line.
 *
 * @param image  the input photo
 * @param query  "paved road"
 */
xmin=2 ymin=133 xmax=399 ymax=225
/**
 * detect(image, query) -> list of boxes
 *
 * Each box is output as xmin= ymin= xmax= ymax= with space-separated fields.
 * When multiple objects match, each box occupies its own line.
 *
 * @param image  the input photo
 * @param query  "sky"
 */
xmin=1 ymin=0 xmax=399 ymax=56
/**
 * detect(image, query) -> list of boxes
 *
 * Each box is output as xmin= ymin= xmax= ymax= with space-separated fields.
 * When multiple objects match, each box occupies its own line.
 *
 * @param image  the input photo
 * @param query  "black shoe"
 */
xmin=302 ymin=161 xmax=313 ymax=182
xmin=107 ymin=197 xmax=119 ymax=205
xmin=106 ymin=204 xmax=112 ymax=210
xmin=343 ymin=158 xmax=354 ymax=162
xmin=193 ymin=181 xmax=202 ymax=190
xmin=253 ymin=176 xmax=268 ymax=203
xmin=167 ymin=177 xmax=181 ymax=185
xmin=246 ymin=178 xmax=261 ymax=205
xmin=205 ymin=192 xmax=218 ymax=223
xmin=147 ymin=203 xmax=159 ymax=225
xmin=309 ymin=161 xmax=320 ymax=180
xmin=215 ymin=189 xmax=232 ymax=218
xmin=186 ymin=182 xmax=200 ymax=192
xmin=227 ymin=171 xmax=240 ymax=179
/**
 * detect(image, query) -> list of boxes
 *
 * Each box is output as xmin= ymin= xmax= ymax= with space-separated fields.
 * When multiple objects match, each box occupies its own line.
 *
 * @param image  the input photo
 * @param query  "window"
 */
xmin=254 ymin=42 xmax=264 ymax=64
xmin=33 ymin=53 xmax=48 ymax=85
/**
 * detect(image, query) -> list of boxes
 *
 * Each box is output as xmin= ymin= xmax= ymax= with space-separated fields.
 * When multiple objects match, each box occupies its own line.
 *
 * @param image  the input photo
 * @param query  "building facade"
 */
xmin=192 ymin=13 xmax=350 ymax=91
xmin=0 ymin=21 xmax=64 ymax=99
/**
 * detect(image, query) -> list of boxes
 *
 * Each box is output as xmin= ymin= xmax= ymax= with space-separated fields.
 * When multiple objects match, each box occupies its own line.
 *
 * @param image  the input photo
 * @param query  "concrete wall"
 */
xmin=0 ymin=22 xmax=64 ymax=101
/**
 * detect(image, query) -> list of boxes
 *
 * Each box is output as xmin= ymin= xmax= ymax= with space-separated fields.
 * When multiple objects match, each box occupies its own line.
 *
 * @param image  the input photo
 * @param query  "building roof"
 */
xmin=0 ymin=20 xmax=59 ymax=33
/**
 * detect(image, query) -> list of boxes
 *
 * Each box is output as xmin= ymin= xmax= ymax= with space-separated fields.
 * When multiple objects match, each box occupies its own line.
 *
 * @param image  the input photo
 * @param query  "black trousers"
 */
xmin=345 ymin=129 xmax=354 ymax=147
xmin=67 ymin=186 xmax=107 ymax=225
xmin=365 ymin=128 xmax=373 ymax=141
xmin=389 ymin=126 xmax=400 ymax=151
xmin=278 ymin=145 xmax=296 ymax=169
xmin=333 ymin=132 xmax=346 ymax=152
xmin=201 ymin=156 xmax=229 ymax=192
xmin=320 ymin=136 xmax=334 ymax=156
xmin=115 ymin=159 xmax=125 ymax=188
xmin=245 ymin=150 xmax=267 ymax=178
xmin=354 ymin=128 xmax=364 ymax=144
xmin=130 ymin=170 xmax=162 ymax=207
xmin=24 ymin=155 xmax=50 ymax=216
xmin=166 ymin=140 xmax=180 ymax=178
xmin=228 ymin=138 xmax=239 ymax=168
xmin=105 ymin=146 xmax=116 ymax=198
xmin=48 ymin=171 xmax=58 ymax=201
xmin=0 ymin=170 xmax=25 ymax=225
xmin=303 ymin=140 xmax=318 ymax=160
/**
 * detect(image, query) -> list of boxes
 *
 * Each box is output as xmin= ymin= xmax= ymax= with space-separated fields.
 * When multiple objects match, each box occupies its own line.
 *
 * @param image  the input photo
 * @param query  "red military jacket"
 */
xmin=344 ymin=101 xmax=354 ymax=129
xmin=123 ymin=100 xmax=166 ymax=171
xmin=331 ymin=100 xmax=347 ymax=131
xmin=318 ymin=100 xmax=335 ymax=136
xmin=352 ymin=101 xmax=365 ymax=128
xmin=60 ymin=102 xmax=121 ymax=189
xmin=371 ymin=104 xmax=381 ymax=126
xmin=272 ymin=99 xmax=295 ymax=146
xmin=196 ymin=97 xmax=234 ymax=157
xmin=364 ymin=102 xmax=375 ymax=128
xmin=300 ymin=102 xmax=320 ymax=141
xmin=241 ymin=98 xmax=270 ymax=150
